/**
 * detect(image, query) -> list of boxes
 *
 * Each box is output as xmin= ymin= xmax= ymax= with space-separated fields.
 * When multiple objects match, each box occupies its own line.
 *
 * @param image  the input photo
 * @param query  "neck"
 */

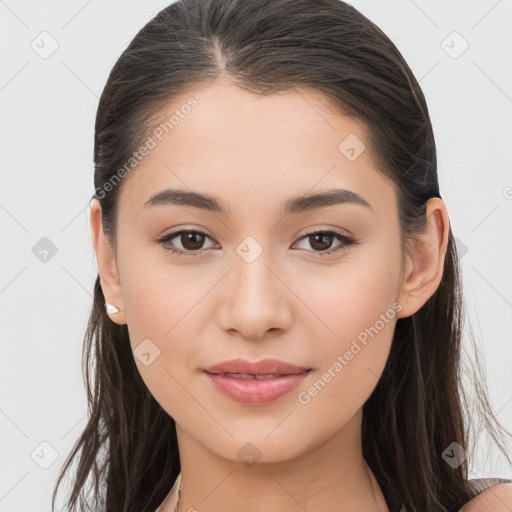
xmin=165 ymin=409 xmax=388 ymax=512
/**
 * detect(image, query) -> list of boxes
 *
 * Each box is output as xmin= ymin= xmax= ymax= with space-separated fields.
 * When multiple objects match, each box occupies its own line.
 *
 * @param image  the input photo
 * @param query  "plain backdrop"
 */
xmin=1 ymin=1 xmax=511 ymax=510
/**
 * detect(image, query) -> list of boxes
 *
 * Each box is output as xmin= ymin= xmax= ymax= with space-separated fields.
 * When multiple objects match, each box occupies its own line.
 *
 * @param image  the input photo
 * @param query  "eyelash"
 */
xmin=157 ymin=228 xmax=357 ymax=257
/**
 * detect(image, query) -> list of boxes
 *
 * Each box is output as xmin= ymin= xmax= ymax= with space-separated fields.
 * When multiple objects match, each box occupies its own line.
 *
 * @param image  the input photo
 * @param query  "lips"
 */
xmin=204 ymin=371 xmax=311 ymax=405
xmin=204 ymin=357 xmax=311 ymax=376
xmin=203 ymin=358 xmax=312 ymax=406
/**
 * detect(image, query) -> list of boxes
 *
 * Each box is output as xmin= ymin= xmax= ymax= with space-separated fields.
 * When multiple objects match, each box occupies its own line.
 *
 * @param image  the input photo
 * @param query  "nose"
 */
xmin=217 ymin=247 xmax=293 ymax=340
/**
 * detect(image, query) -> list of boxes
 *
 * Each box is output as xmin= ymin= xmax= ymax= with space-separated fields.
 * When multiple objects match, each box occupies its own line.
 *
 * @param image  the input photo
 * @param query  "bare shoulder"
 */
xmin=459 ymin=482 xmax=512 ymax=511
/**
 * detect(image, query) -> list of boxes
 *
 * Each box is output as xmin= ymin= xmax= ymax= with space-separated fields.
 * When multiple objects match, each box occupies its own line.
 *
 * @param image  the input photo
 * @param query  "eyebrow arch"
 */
xmin=142 ymin=187 xmax=373 ymax=215
xmin=283 ymin=188 xmax=373 ymax=215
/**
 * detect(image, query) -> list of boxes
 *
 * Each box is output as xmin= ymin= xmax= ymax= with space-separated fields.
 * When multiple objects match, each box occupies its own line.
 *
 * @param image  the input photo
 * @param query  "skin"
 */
xmin=90 ymin=76 xmax=451 ymax=511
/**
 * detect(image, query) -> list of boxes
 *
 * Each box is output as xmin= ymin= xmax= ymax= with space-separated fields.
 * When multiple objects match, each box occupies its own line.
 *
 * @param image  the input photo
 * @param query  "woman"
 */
xmin=52 ymin=1 xmax=512 ymax=511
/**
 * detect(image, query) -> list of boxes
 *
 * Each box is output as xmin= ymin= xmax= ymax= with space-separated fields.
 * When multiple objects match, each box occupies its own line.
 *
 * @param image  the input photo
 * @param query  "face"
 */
xmin=91 ymin=76 xmax=443 ymax=465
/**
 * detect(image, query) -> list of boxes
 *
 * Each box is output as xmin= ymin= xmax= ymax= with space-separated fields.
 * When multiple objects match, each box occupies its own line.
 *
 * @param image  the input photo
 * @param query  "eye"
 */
xmin=158 ymin=229 xmax=217 ymax=256
xmin=293 ymin=229 xmax=357 ymax=256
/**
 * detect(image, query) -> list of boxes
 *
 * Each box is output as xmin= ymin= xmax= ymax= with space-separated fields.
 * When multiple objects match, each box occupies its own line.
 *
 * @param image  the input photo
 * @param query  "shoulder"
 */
xmin=459 ymin=482 xmax=512 ymax=511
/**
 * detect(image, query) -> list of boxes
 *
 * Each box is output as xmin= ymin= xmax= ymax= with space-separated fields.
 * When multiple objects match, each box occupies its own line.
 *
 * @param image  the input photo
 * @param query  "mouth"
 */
xmin=204 ymin=369 xmax=311 ymax=406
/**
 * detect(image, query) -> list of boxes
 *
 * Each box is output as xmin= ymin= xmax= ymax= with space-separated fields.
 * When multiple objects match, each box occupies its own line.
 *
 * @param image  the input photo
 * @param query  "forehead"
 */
xmin=117 ymin=78 xmax=398 ymax=222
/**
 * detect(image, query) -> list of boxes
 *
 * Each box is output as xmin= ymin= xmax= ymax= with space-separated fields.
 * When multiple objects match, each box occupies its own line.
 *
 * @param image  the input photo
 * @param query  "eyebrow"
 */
xmin=142 ymin=187 xmax=373 ymax=215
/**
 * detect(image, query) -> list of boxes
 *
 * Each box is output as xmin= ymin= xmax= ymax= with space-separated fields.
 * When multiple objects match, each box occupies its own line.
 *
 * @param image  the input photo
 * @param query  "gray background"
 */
xmin=1 ymin=0 xmax=511 ymax=510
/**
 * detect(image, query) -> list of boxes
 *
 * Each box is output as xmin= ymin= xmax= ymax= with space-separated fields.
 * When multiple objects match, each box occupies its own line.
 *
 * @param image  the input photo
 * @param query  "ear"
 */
xmin=396 ymin=197 xmax=450 ymax=319
xmin=89 ymin=198 xmax=127 ymax=325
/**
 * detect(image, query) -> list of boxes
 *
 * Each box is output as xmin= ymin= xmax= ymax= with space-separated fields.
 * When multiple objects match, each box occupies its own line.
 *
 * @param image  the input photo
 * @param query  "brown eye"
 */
xmin=158 ymin=229 xmax=216 ymax=255
xmin=294 ymin=230 xmax=356 ymax=256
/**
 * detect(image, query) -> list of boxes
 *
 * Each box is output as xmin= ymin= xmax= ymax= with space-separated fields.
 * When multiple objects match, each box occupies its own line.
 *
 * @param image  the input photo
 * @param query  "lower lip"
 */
xmin=205 ymin=371 xmax=310 ymax=406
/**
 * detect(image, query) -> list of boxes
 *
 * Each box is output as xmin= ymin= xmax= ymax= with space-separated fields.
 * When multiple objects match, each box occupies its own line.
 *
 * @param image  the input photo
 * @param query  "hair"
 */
xmin=52 ymin=1 xmax=512 ymax=511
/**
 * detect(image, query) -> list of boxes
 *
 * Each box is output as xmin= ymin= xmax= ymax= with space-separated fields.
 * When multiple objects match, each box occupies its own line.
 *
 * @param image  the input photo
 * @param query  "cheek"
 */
xmin=122 ymin=269 xmax=198 ymax=422
xmin=119 ymin=248 xmax=225 ymax=414
xmin=292 ymin=246 xmax=401 ymax=404
xmin=292 ymin=246 xmax=401 ymax=343
xmin=120 ymin=241 xmax=208 ymax=341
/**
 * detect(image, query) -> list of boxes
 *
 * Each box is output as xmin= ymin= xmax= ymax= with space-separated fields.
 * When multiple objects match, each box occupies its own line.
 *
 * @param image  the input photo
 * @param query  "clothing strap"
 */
xmin=468 ymin=477 xmax=512 ymax=496
xmin=396 ymin=478 xmax=512 ymax=511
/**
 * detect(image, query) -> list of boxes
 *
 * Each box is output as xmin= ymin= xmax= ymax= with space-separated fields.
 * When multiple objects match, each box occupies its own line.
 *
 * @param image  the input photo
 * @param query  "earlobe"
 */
xmin=396 ymin=198 xmax=450 ymax=319
xmin=89 ymin=198 xmax=127 ymax=325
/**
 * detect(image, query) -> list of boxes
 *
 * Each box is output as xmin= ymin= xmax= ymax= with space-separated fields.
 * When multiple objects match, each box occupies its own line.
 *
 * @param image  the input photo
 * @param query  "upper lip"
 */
xmin=204 ymin=358 xmax=311 ymax=376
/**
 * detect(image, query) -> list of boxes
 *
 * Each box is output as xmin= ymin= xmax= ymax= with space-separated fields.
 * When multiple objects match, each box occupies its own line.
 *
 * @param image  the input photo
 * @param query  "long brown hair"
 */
xmin=52 ymin=1 xmax=512 ymax=511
